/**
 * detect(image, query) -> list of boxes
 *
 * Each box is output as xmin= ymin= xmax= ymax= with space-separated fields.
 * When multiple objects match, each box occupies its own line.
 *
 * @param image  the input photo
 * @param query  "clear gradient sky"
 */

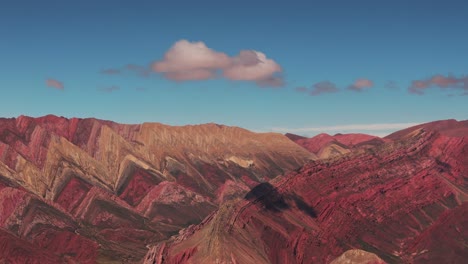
xmin=1 ymin=0 xmax=467 ymax=136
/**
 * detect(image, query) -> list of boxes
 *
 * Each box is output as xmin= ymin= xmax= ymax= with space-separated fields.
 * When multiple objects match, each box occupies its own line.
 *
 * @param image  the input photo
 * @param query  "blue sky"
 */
xmin=1 ymin=0 xmax=467 ymax=136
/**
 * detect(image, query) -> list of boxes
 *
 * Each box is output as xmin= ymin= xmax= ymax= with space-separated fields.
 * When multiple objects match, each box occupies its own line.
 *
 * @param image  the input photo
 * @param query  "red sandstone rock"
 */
xmin=145 ymin=122 xmax=468 ymax=264
xmin=1 ymin=116 xmax=466 ymax=263
xmin=0 ymin=115 xmax=312 ymax=262
xmin=286 ymin=132 xmax=385 ymax=159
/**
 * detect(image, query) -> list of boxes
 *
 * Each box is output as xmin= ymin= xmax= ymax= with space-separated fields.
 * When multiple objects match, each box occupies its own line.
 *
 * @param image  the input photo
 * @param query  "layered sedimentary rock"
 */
xmin=286 ymin=132 xmax=385 ymax=159
xmin=145 ymin=120 xmax=468 ymax=263
xmin=0 ymin=115 xmax=314 ymax=263
xmin=385 ymin=119 xmax=468 ymax=140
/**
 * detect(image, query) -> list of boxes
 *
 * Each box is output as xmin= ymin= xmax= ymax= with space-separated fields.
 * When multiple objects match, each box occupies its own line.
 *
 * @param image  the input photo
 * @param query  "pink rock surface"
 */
xmin=0 ymin=115 xmax=311 ymax=262
xmin=145 ymin=122 xmax=468 ymax=264
xmin=286 ymin=132 xmax=385 ymax=158
xmin=1 ymin=116 xmax=466 ymax=263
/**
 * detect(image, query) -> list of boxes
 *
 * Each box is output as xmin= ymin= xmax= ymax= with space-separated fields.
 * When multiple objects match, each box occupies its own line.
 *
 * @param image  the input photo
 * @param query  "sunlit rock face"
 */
xmin=330 ymin=249 xmax=386 ymax=264
xmin=0 ymin=115 xmax=314 ymax=263
xmin=145 ymin=120 xmax=468 ymax=264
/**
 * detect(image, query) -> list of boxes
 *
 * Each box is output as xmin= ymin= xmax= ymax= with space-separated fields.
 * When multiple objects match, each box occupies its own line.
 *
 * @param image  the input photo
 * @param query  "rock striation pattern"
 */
xmin=145 ymin=120 xmax=468 ymax=264
xmin=286 ymin=132 xmax=386 ymax=159
xmin=0 ymin=115 xmax=314 ymax=263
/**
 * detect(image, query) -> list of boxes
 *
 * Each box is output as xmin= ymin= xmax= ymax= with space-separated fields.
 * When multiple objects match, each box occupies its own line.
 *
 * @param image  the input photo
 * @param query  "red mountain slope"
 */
xmin=0 ymin=115 xmax=314 ymax=263
xmin=286 ymin=132 xmax=386 ymax=159
xmin=145 ymin=122 xmax=468 ymax=263
xmin=385 ymin=119 xmax=468 ymax=140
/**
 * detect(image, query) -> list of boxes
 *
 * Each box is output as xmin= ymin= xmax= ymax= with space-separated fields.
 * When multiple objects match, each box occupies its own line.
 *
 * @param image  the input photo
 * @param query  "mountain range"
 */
xmin=0 ymin=116 xmax=467 ymax=263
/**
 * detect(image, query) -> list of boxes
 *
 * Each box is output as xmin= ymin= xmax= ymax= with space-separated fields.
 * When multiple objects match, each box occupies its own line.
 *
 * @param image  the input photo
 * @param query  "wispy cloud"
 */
xmin=295 ymin=86 xmax=308 ymax=93
xmin=152 ymin=40 xmax=283 ymax=87
xmin=98 ymin=85 xmax=120 ymax=93
xmin=296 ymin=81 xmax=339 ymax=96
xmin=348 ymin=78 xmax=374 ymax=92
xmin=385 ymin=80 xmax=398 ymax=90
xmin=271 ymin=122 xmax=421 ymax=134
xmin=125 ymin=64 xmax=151 ymax=77
xmin=409 ymin=74 xmax=468 ymax=95
xmin=46 ymin=78 xmax=64 ymax=90
xmin=100 ymin=64 xmax=150 ymax=77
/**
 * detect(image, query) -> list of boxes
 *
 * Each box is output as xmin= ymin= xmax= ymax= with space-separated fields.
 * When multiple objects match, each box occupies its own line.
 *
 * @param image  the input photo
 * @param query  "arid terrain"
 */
xmin=0 ymin=116 xmax=467 ymax=263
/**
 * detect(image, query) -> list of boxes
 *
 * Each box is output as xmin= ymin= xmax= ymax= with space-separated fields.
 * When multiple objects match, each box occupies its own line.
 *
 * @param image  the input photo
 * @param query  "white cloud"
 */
xmin=152 ymin=40 xmax=283 ymax=86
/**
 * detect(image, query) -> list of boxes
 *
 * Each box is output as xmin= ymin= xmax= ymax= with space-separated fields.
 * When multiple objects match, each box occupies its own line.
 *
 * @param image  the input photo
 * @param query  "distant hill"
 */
xmin=286 ymin=132 xmax=386 ymax=159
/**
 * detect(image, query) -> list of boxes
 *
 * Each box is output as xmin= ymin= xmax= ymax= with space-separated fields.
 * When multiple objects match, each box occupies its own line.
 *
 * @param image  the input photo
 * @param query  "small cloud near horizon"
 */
xmin=385 ymin=80 xmax=398 ymax=89
xmin=46 ymin=78 xmax=64 ymax=90
xmin=100 ymin=64 xmax=151 ymax=77
xmin=408 ymin=74 xmax=468 ymax=95
xmin=296 ymin=81 xmax=339 ymax=96
xmin=295 ymin=86 xmax=308 ymax=93
xmin=126 ymin=64 xmax=151 ymax=77
xmin=152 ymin=40 xmax=284 ymax=87
xmin=348 ymin=78 xmax=374 ymax=92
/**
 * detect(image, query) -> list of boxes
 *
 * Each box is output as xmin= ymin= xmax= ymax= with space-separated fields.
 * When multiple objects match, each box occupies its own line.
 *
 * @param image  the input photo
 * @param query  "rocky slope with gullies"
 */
xmin=0 ymin=115 xmax=314 ymax=263
xmin=286 ymin=132 xmax=386 ymax=159
xmin=385 ymin=119 xmax=468 ymax=140
xmin=144 ymin=120 xmax=468 ymax=264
